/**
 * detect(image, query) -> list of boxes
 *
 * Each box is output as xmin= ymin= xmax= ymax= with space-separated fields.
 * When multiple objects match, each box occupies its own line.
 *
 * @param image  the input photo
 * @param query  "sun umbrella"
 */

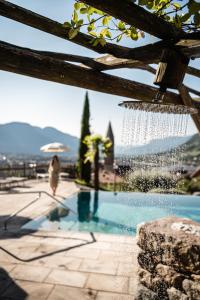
xmin=40 ymin=142 xmax=70 ymax=153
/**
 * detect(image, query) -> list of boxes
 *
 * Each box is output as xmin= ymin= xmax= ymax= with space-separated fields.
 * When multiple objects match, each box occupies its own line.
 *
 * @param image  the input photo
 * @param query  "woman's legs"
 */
xmin=53 ymin=186 xmax=57 ymax=196
xmin=50 ymin=181 xmax=57 ymax=196
xmin=50 ymin=177 xmax=58 ymax=196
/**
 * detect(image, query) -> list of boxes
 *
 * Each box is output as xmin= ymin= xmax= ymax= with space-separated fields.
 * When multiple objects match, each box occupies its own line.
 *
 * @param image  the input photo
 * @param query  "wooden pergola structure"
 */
xmin=0 ymin=0 xmax=200 ymax=129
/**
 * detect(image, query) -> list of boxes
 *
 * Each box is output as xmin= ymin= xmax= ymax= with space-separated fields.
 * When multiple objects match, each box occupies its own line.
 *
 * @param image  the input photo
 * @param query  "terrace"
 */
xmin=0 ymin=180 xmax=139 ymax=299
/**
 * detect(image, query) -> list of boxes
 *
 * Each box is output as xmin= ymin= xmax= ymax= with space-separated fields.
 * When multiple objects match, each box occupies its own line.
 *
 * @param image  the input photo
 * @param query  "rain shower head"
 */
xmin=118 ymin=101 xmax=198 ymax=115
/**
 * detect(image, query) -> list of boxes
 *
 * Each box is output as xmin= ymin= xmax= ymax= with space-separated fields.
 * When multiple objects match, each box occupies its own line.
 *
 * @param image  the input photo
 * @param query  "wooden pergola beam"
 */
xmin=95 ymin=55 xmax=200 ymax=84
xmin=180 ymin=32 xmax=200 ymax=40
xmin=2 ymin=0 xmax=194 ymax=64
xmin=11 ymin=47 xmax=200 ymax=87
xmin=0 ymin=0 xmax=163 ymax=62
xmin=181 ymin=46 xmax=200 ymax=59
xmin=185 ymin=86 xmax=200 ymax=97
xmin=1 ymin=43 xmax=106 ymax=71
xmin=96 ymin=55 xmax=200 ymax=79
xmin=0 ymin=41 xmax=156 ymax=74
xmin=0 ymin=41 xmax=183 ymax=105
xmin=95 ymin=56 xmax=200 ymax=96
xmin=187 ymin=66 xmax=200 ymax=78
xmin=27 ymin=50 xmax=199 ymax=94
xmin=177 ymin=37 xmax=200 ymax=59
xmin=4 ymin=41 xmax=199 ymax=83
xmin=0 ymin=0 xmax=131 ymax=59
xmin=2 ymin=0 xmax=198 ymax=64
xmin=81 ymin=0 xmax=181 ymax=40
xmin=95 ymin=55 xmax=157 ymax=72
xmin=179 ymin=85 xmax=200 ymax=133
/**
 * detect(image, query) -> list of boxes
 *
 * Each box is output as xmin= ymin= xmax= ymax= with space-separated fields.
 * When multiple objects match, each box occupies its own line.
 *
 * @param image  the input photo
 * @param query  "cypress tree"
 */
xmin=78 ymin=91 xmax=91 ymax=183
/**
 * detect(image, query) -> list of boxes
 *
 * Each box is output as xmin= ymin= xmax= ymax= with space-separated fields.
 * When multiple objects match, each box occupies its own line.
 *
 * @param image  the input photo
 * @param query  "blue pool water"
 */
xmin=23 ymin=191 xmax=200 ymax=236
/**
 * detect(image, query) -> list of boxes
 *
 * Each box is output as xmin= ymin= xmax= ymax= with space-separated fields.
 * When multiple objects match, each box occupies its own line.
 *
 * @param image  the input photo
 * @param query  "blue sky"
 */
xmin=0 ymin=0 xmax=199 ymax=144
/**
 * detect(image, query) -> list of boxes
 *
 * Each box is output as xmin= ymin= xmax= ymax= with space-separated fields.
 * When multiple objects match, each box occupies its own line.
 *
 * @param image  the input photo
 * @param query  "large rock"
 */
xmin=138 ymin=268 xmax=168 ymax=297
xmin=167 ymin=287 xmax=189 ymax=300
xmin=137 ymin=217 xmax=200 ymax=275
xmin=183 ymin=279 xmax=200 ymax=299
xmin=134 ymin=283 xmax=160 ymax=300
xmin=191 ymin=274 xmax=200 ymax=283
xmin=156 ymin=264 xmax=186 ymax=290
xmin=138 ymin=250 xmax=161 ymax=273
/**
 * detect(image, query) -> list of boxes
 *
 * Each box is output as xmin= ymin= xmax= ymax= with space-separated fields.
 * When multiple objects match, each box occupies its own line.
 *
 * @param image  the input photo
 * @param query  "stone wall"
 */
xmin=136 ymin=217 xmax=200 ymax=300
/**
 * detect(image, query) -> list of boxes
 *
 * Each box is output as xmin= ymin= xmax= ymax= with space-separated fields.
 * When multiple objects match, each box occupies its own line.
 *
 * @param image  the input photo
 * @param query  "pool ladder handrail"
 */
xmin=2 ymin=190 xmax=76 ymax=231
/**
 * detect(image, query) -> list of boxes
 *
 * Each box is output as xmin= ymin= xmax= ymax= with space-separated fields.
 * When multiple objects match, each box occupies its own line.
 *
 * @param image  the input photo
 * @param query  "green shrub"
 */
xmin=176 ymin=178 xmax=191 ymax=193
xmin=75 ymin=178 xmax=90 ymax=186
xmin=100 ymin=182 xmax=124 ymax=192
xmin=175 ymin=177 xmax=200 ymax=194
xmin=126 ymin=170 xmax=176 ymax=193
xmin=188 ymin=176 xmax=200 ymax=193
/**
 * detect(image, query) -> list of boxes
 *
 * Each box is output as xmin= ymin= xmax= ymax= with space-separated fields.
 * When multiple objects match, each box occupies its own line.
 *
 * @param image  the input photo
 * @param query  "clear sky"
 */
xmin=0 ymin=0 xmax=199 ymax=144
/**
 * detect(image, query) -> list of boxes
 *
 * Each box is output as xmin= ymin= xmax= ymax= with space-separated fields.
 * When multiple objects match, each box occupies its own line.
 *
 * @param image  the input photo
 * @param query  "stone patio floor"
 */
xmin=0 ymin=180 xmax=139 ymax=299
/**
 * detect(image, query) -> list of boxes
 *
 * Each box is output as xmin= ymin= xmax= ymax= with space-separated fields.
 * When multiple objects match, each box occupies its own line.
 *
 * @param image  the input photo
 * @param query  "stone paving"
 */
xmin=0 ymin=180 xmax=139 ymax=299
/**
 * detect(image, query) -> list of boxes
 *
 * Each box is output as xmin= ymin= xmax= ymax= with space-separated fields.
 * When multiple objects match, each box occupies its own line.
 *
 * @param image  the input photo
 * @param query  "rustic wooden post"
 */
xmin=154 ymin=49 xmax=190 ymax=91
xmin=179 ymin=85 xmax=200 ymax=133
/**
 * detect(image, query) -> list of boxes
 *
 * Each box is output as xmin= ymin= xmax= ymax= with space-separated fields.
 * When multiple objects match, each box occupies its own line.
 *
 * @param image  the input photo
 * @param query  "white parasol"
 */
xmin=40 ymin=142 xmax=70 ymax=153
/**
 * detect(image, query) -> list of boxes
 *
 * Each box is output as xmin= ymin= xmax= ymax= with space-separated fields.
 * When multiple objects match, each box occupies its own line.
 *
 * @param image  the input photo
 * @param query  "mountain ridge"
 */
xmin=116 ymin=135 xmax=192 ymax=156
xmin=0 ymin=122 xmax=79 ymax=157
xmin=0 ymin=122 xmax=198 ymax=159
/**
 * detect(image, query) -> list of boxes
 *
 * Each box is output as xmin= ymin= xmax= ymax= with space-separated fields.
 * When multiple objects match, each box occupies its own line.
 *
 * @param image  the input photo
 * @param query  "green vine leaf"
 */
xmin=68 ymin=28 xmax=79 ymax=39
xmin=64 ymin=0 xmax=200 ymax=44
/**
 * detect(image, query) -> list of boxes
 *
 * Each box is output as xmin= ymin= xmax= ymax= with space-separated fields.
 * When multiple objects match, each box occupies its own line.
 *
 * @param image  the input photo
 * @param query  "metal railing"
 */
xmin=0 ymin=163 xmax=77 ymax=179
xmin=1 ymin=190 xmax=76 ymax=231
xmin=0 ymin=190 xmax=97 ymax=262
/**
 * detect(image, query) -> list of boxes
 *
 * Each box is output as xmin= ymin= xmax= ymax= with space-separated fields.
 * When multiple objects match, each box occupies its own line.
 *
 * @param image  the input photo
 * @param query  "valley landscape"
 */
xmin=0 ymin=122 xmax=199 ymax=168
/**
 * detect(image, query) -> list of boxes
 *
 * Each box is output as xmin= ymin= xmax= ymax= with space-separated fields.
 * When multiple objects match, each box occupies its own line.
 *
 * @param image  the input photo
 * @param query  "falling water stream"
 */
xmin=115 ymin=102 xmax=193 ymax=240
xmin=121 ymin=107 xmax=189 ymax=152
xmin=120 ymin=104 xmax=190 ymax=193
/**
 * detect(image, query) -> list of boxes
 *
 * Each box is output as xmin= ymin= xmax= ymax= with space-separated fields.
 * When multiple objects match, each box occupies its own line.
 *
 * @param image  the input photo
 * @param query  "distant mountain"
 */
xmin=184 ymin=133 xmax=200 ymax=150
xmin=116 ymin=135 xmax=191 ymax=156
xmin=1 ymin=121 xmax=198 ymax=161
xmin=181 ymin=133 xmax=200 ymax=161
xmin=0 ymin=122 xmax=79 ymax=157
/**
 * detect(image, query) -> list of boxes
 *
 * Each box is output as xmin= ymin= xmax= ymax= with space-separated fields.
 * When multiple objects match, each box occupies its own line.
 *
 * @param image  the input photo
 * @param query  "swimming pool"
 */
xmin=23 ymin=191 xmax=200 ymax=236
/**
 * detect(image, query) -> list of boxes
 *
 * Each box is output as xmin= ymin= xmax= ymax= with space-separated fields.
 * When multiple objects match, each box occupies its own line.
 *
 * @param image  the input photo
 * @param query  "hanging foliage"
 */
xmin=83 ymin=134 xmax=112 ymax=190
xmin=84 ymin=134 xmax=112 ymax=164
xmin=64 ymin=0 xmax=200 ymax=45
